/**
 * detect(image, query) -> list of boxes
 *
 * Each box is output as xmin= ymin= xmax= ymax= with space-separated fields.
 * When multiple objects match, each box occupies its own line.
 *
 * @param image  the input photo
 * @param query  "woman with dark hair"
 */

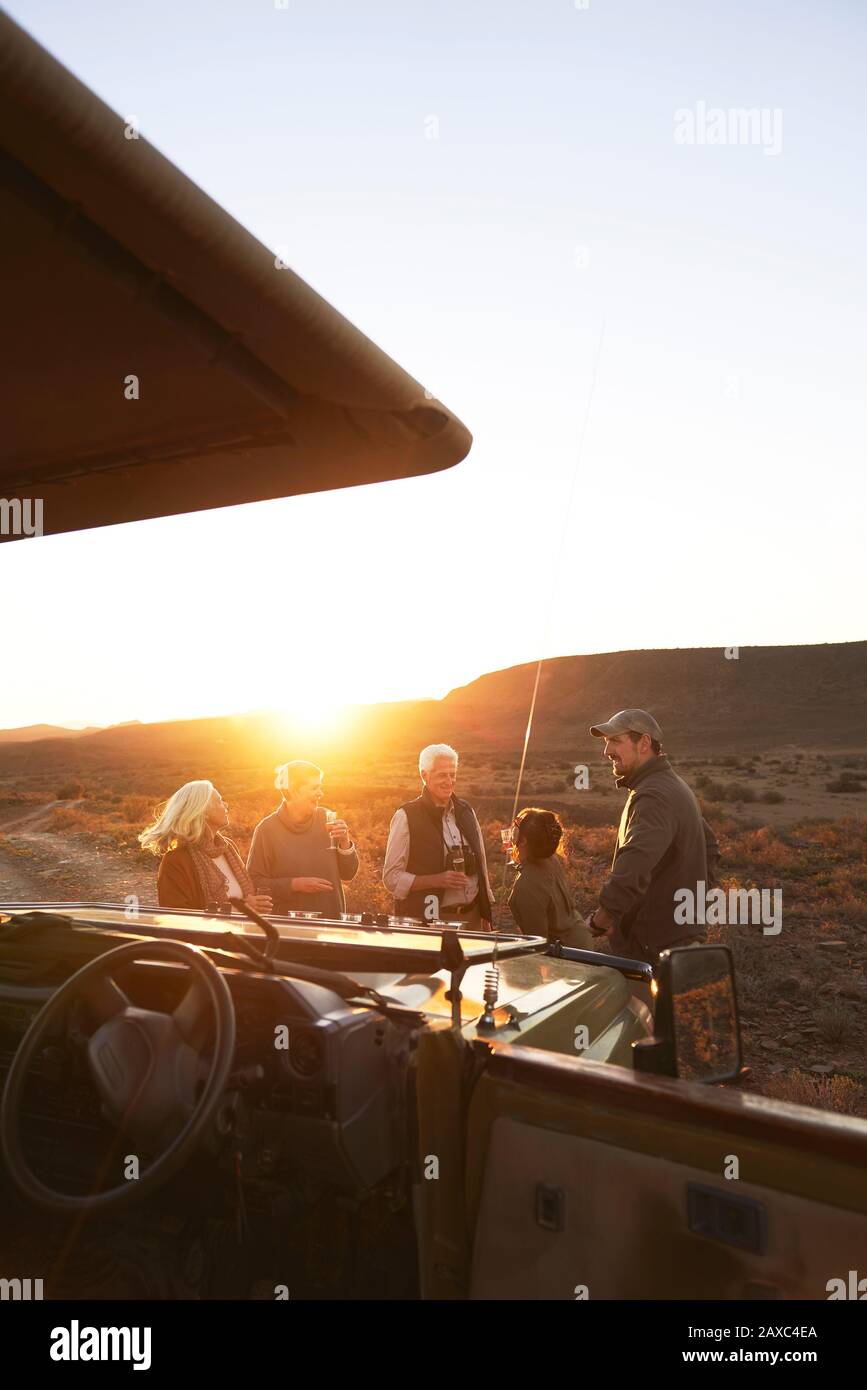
xmin=506 ymin=808 xmax=594 ymax=948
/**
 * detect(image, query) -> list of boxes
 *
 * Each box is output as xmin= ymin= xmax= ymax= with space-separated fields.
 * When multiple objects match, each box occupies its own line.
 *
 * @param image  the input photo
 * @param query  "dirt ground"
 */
xmin=0 ymin=798 xmax=156 ymax=905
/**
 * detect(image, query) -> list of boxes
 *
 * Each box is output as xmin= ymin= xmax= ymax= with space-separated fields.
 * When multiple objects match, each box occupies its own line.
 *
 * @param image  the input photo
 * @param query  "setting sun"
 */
xmin=269 ymin=696 xmax=355 ymax=743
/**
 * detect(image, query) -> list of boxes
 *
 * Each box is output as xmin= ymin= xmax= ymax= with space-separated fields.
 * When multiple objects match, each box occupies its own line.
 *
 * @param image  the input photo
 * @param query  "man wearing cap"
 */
xmin=584 ymin=710 xmax=719 ymax=964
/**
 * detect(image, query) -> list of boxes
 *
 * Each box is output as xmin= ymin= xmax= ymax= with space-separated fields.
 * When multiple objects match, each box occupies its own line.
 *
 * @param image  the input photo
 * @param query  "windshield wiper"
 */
xmin=228 ymin=896 xmax=281 ymax=960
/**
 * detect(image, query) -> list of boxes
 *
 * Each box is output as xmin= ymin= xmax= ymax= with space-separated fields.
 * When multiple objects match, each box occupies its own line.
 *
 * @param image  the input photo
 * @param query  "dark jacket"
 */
xmin=157 ymin=845 xmax=207 ymax=910
xmin=508 ymin=856 xmax=594 ymax=948
xmin=156 ymin=841 xmax=247 ymax=912
xmin=600 ymin=755 xmax=717 ymax=959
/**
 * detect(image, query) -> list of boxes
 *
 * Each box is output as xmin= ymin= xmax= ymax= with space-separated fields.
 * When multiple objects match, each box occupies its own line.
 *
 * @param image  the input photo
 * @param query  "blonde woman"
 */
xmin=140 ymin=780 xmax=272 ymax=914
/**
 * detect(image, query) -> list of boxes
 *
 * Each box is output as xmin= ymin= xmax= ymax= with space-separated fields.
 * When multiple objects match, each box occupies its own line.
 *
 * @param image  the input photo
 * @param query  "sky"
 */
xmin=1 ymin=0 xmax=865 ymax=731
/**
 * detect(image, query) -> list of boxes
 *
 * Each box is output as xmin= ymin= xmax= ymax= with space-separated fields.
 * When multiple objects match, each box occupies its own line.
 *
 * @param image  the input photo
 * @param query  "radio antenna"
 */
xmin=499 ymin=324 xmax=605 ymax=900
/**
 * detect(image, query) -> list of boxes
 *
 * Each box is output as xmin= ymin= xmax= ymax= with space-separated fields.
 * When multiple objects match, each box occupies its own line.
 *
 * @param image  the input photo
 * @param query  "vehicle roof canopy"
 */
xmin=0 ymin=12 xmax=471 ymax=542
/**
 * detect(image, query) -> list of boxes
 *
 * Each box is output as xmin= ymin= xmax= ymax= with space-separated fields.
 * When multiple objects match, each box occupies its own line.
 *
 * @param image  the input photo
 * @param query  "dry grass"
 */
xmin=816 ymin=1002 xmax=857 ymax=1046
xmin=765 ymin=1068 xmax=864 ymax=1115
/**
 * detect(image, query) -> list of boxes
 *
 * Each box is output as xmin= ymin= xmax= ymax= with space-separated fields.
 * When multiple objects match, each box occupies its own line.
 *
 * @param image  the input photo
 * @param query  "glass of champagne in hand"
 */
xmin=325 ymin=809 xmax=340 ymax=848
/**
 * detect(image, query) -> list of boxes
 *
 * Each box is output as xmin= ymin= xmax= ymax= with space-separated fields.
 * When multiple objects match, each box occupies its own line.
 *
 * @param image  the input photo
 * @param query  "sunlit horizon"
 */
xmin=3 ymin=636 xmax=864 ymax=736
xmin=2 ymin=1 xmax=866 ymax=733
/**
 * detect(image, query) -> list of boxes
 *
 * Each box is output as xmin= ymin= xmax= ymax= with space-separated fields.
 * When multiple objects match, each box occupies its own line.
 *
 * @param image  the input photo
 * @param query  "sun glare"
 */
xmin=270 ymin=694 xmax=353 ymax=741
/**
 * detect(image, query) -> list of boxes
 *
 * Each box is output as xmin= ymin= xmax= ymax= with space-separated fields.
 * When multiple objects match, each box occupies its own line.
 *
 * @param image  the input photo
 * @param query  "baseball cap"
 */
xmin=589 ymin=708 xmax=663 ymax=740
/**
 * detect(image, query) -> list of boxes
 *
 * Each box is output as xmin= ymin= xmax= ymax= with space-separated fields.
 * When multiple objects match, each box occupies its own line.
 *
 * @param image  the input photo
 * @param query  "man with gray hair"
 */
xmin=383 ymin=744 xmax=494 ymax=929
xmin=584 ymin=709 xmax=719 ymax=965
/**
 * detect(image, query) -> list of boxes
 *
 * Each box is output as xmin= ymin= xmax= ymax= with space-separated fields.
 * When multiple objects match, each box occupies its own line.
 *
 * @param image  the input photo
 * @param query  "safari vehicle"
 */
xmin=0 ymin=900 xmax=728 ymax=1298
xmin=1 ymin=13 xmax=866 ymax=1303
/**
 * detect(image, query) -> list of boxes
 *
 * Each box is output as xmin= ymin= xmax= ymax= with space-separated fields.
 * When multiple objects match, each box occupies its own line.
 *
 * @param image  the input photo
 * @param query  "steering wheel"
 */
xmin=0 ymin=939 xmax=236 ymax=1214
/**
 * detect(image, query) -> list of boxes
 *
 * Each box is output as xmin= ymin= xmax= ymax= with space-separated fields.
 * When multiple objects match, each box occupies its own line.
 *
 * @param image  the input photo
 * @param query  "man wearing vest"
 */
xmin=383 ymin=743 xmax=495 ymax=930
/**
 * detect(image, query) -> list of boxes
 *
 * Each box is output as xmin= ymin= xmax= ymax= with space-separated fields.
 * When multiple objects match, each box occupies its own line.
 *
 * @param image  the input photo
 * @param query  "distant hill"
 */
xmin=0 ymin=643 xmax=863 ymax=789
xmin=437 ymin=642 xmax=867 ymax=755
xmin=0 ymin=723 xmax=100 ymax=744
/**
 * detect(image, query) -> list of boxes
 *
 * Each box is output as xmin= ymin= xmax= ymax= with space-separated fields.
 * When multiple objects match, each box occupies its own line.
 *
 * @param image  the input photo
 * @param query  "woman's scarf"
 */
xmin=187 ymin=828 xmax=255 ymax=910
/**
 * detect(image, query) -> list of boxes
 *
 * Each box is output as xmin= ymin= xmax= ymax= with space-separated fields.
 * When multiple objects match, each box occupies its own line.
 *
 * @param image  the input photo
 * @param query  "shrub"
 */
xmin=700 ymin=779 xmax=756 ymax=804
xmin=761 ymin=790 xmax=785 ymax=804
xmin=728 ymin=782 xmax=756 ymax=803
xmin=826 ymin=774 xmax=864 ymax=794
xmin=56 ymin=781 xmax=83 ymax=801
xmin=816 ymin=1003 xmax=856 ymax=1046
xmin=765 ymin=1069 xmax=863 ymax=1115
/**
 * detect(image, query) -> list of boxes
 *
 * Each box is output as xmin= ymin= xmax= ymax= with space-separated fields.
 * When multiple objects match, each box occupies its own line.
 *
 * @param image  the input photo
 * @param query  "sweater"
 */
xmin=246 ymin=803 xmax=358 ymax=917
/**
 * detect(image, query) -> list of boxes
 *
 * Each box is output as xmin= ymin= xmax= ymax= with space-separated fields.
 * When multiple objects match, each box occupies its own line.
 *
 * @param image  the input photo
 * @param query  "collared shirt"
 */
xmin=382 ymin=796 xmax=493 ymax=908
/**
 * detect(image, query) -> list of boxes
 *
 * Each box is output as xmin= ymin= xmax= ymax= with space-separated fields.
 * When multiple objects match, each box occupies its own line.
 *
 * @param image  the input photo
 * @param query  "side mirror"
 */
xmin=633 ymin=945 xmax=742 ymax=1083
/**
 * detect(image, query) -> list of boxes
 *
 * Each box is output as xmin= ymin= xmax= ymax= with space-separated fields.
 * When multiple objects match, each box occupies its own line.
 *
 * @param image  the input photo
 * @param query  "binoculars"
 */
xmin=446 ymin=843 xmax=477 ymax=877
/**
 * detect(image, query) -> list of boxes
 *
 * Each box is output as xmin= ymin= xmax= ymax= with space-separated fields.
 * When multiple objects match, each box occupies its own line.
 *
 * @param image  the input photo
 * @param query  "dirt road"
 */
xmin=0 ymin=799 xmax=156 ymax=905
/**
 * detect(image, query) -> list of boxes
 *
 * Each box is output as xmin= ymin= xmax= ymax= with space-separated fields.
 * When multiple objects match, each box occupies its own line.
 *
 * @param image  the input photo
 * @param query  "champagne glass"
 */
xmin=500 ymin=827 xmax=514 ymax=853
xmin=325 ymin=809 xmax=340 ymax=848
